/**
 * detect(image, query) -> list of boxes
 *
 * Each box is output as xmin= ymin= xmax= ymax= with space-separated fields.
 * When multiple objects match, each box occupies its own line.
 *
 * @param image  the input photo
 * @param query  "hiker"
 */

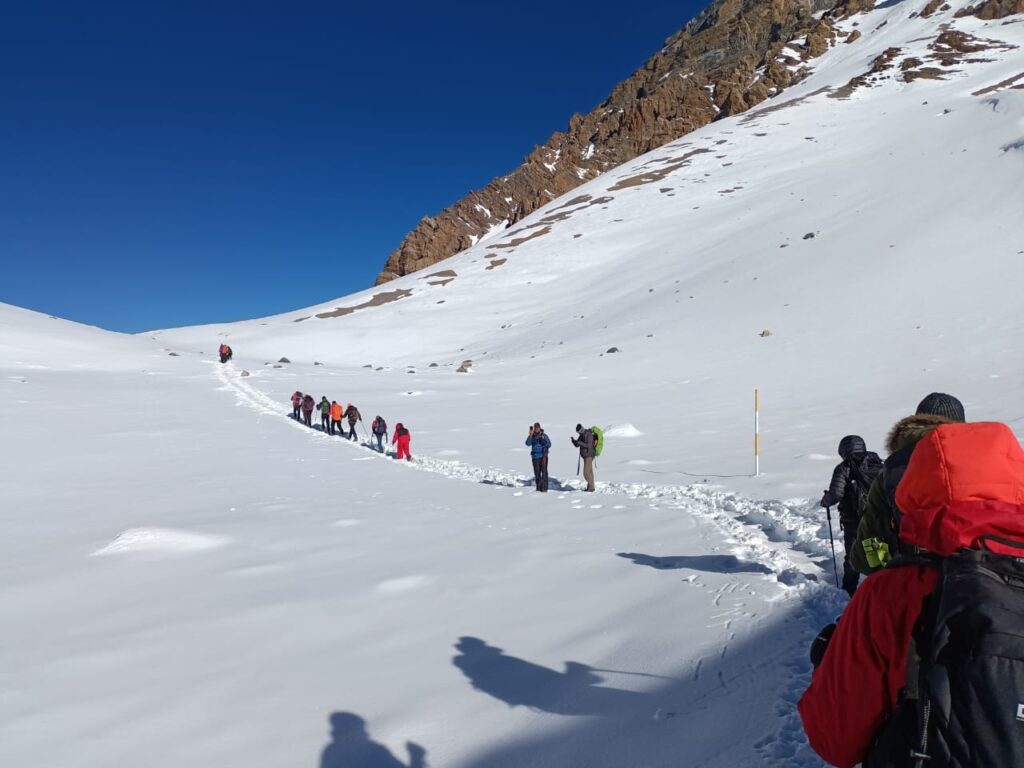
xmin=525 ymin=423 xmax=551 ymax=492
xmin=291 ymin=391 xmax=303 ymax=420
xmin=371 ymin=416 xmax=387 ymax=453
xmin=392 ymin=423 xmax=411 ymax=461
xmin=819 ymin=435 xmax=882 ymax=597
xmin=798 ymin=421 xmax=1024 ymax=767
xmin=218 ymin=343 xmax=232 ymax=363
xmin=343 ymin=403 xmax=362 ymax=441
xmin=851 ymin=392 xmax=966 ymax=575
xmin=571 ymin=424 xmax=596 ymax=492
xmin=319 ymin=396 xmax=331 ymax=432
xmin=301 ymin=393 xmax=315 ymax=427
xmin=330 ymin=401 xmax=343 ymax=436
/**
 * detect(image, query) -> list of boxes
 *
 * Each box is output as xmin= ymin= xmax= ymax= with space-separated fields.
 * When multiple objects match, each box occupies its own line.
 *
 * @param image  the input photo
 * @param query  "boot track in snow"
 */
xmin=213 ymin=360 xmax=844 ymax=765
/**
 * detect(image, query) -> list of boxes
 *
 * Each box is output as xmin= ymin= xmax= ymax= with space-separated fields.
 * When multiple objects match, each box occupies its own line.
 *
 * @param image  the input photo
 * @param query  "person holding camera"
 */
xmin=525 ymin=423 xmax=551 ymax=492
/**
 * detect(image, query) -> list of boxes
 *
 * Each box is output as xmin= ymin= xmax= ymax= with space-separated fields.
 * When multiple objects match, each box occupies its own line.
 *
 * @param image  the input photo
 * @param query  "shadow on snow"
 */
xmin=452 ymin=605 xmax=832 ymax=768
xmin=617 ymin=552 xmax=774 ymax=575
xmin=319 ymin=712 xmax=426 ymax=768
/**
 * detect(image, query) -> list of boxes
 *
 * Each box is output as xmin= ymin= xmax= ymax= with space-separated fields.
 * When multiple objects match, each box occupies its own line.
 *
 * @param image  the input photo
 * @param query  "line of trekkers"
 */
xmin=799 ymin=392 xmax=1024 ymax=767
xmin=289 ymin=390 xmax=411 ymax=460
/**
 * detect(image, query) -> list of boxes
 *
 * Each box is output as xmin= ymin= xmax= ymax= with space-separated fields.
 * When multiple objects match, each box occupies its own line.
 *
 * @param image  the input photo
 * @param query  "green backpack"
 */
xmin=590 ymin=426 xmax=604 ymax=458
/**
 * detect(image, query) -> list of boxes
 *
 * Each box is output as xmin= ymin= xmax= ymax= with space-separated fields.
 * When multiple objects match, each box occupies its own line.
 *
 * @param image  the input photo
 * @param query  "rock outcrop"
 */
xmin=376 ymin=0 xmax=839 ymax=284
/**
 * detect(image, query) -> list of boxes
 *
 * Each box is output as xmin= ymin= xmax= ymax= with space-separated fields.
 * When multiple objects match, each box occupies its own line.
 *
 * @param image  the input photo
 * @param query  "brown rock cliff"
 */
xmin=376 ymin=0 xmax=839 ymax=284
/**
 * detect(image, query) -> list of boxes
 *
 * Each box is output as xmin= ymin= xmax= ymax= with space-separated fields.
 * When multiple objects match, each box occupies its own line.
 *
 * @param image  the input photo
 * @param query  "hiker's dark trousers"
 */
xmin=841 ymin=524 xmax=860 ymax=597
xmin=532 ymin=455 xmax=549 ymax=492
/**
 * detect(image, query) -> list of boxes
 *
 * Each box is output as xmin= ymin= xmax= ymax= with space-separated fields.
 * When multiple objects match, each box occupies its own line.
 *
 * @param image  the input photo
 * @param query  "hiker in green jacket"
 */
xmin=319 ymin=396 xmax=331 ymax=433
xmin=850 ymin=393 xmax=966 ymax=575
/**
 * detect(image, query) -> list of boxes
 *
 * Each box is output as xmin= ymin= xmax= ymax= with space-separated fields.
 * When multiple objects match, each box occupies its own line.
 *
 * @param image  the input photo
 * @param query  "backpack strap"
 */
xmin=977 ymin=533 xmax=1024 ymax=553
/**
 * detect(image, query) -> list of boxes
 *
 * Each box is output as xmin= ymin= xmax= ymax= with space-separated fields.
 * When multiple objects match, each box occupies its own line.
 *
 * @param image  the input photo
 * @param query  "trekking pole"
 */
xmin=825 ymin=504 xmax=840 ymax=589
xmin=577 ymin=455 xmax=581 ymax=476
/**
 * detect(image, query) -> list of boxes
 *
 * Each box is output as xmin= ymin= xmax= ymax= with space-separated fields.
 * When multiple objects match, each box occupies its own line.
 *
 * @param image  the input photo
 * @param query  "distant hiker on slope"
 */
xmin=343 ymin=403 xmax=362 ymax=441
xmin=218 ymin=343 xmax=232 ymax=363
xmin=799 ymin=421 xmax=1024 ymax=768
xmin=371 ymin=416 xmax=387 ymax=453
xmin=851 ymin=392 xmax=966 ymax=575
xmin=330 ymin=400 xmax=343 ymax=436
xmin=525 ymin=422 xmax=551 ymax=492
xmin=571 ymin=424 xmax=596 ymax=492
xmin=291 ymin=391 xmax=303 ymax=420
xmin=819 ymin=435 xmax=882 ymax=597
xmin=393 ymin=423 xmax=411 ymax=461
xmin=319 ymin=396 xmax=331 ymax=432
xmin=301 ymin=393 xmax=316 ymax=427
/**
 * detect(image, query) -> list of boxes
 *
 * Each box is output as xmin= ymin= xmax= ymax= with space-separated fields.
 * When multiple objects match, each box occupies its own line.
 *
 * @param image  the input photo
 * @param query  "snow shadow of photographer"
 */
xmin=320 ymin=712 xmax=426 ymax=768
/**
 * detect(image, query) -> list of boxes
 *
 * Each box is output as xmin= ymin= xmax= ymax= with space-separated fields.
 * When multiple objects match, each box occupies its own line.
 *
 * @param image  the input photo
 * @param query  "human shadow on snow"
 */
xmin=319 ymin=712 xmax=426 ymax=768
xmin=455 ymin=606 xmax=831 ymax=767
xmin=617 ymin=552 xmax=773 ymax=575
xmin=452 ymin=637 xmax=656 ymax=717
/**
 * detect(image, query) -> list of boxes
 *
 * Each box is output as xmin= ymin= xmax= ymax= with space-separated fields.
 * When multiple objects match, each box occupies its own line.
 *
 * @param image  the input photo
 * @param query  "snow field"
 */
xmin=3 ymin=1 xmax=1024 ymax=765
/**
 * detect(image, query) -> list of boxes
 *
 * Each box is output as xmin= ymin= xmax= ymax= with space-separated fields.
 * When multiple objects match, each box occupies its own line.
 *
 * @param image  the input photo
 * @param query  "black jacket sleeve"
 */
xmin=822 ymin=462 xmax=849 ymax=508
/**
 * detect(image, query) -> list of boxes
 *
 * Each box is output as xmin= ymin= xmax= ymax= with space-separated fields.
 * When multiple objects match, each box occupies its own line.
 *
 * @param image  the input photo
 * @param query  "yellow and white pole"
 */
xmin=754 ymin=389 xmax=761 ymax=478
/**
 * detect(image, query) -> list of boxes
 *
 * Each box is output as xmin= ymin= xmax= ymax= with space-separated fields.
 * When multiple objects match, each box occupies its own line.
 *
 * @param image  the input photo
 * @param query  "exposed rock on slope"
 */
xmin=376 ymin=0 xmax=840 ymax=284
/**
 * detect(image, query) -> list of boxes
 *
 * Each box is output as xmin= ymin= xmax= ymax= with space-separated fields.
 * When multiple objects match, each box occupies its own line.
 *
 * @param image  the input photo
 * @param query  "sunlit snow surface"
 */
xmin=4 ymin=3 xmax=1024 ymax=766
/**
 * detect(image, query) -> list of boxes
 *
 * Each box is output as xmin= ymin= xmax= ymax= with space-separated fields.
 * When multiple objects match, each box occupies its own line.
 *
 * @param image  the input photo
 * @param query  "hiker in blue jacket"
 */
xmin=525 ymin=423 xmax=551 ymax=492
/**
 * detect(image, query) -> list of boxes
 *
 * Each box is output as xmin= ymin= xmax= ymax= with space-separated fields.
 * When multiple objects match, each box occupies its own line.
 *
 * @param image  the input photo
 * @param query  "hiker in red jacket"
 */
xmin=291 ymin=391 xmax=303 ymax=420
xmin=392 ymin=423 xmax=411 ymax=461
xmin=798 ymin=422 xmax=1024 ymax=768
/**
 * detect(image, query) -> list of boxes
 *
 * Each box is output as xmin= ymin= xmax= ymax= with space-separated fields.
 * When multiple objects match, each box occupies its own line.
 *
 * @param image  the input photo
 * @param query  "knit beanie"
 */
xmin=916 ymin=392 xmax=965 ymax=423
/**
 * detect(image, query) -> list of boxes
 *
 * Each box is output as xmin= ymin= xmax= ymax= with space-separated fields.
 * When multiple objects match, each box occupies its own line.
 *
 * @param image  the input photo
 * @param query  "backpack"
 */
xmin=845 ymin=452 xmax=883 ymax=521
xmin=868 ymin=548 xmax=1024 ymax=767
xmin=590 ymin=426 xmax=604 ymax=458
xmin=373 ymin=417 xmax=386 ymax=435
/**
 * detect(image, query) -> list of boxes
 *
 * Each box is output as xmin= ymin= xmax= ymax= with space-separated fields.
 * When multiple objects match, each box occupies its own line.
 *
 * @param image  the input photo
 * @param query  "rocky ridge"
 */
xmin=375 ymin=0 xmax=1018 ymax=283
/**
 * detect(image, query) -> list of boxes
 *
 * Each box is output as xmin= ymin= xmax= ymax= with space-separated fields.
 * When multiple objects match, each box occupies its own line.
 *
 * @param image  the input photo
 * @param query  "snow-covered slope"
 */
xmin=157 ymin=2 xmax=1024 ymax=500
xmin=4 ymin=3 xmax=1024 ymax=767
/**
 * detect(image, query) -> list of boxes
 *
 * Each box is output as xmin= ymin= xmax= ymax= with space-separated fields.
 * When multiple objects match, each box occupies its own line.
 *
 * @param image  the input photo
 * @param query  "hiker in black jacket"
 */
xmin=819 ymin=435 xmax=882 ymax=596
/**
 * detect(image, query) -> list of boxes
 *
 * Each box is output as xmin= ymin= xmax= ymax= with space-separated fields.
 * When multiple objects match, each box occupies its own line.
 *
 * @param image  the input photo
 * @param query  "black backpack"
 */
xmin=867 ymin=548 xmax=1024 ymax=767
xmin=845 ymin=452 xmax=883 ymax=521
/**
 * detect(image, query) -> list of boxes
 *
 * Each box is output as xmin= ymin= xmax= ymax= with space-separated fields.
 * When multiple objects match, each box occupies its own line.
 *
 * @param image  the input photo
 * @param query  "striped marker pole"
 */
xmin=754 ymin=389 xmax=761 ymax=478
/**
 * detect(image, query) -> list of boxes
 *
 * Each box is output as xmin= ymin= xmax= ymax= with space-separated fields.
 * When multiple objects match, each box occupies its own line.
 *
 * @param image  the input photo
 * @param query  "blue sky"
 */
xmin=1 ymin=1 xmax=702 ymax=332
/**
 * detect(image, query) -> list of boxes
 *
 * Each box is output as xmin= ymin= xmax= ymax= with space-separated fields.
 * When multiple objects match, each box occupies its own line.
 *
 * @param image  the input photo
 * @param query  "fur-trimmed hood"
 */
xmin=886 ymin=413 xmax=957 ymax=454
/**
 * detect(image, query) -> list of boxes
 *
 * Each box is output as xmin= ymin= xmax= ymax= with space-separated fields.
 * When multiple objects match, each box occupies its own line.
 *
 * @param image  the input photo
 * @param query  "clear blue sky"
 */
xmin=1 ymin=0 xmax=703 ymax=332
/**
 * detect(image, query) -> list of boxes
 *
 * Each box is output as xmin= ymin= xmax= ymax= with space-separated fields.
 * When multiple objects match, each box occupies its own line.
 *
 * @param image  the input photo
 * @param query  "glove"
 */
xmin=820 ymin=491 xmax=835 ymax=508
xmin=810 ymin=621 xmax=838 ymax=668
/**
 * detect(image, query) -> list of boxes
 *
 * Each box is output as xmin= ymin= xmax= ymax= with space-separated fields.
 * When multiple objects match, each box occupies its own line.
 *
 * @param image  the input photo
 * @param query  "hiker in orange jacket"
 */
xmin=329 ymin=401 xmax=343 ymax=436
